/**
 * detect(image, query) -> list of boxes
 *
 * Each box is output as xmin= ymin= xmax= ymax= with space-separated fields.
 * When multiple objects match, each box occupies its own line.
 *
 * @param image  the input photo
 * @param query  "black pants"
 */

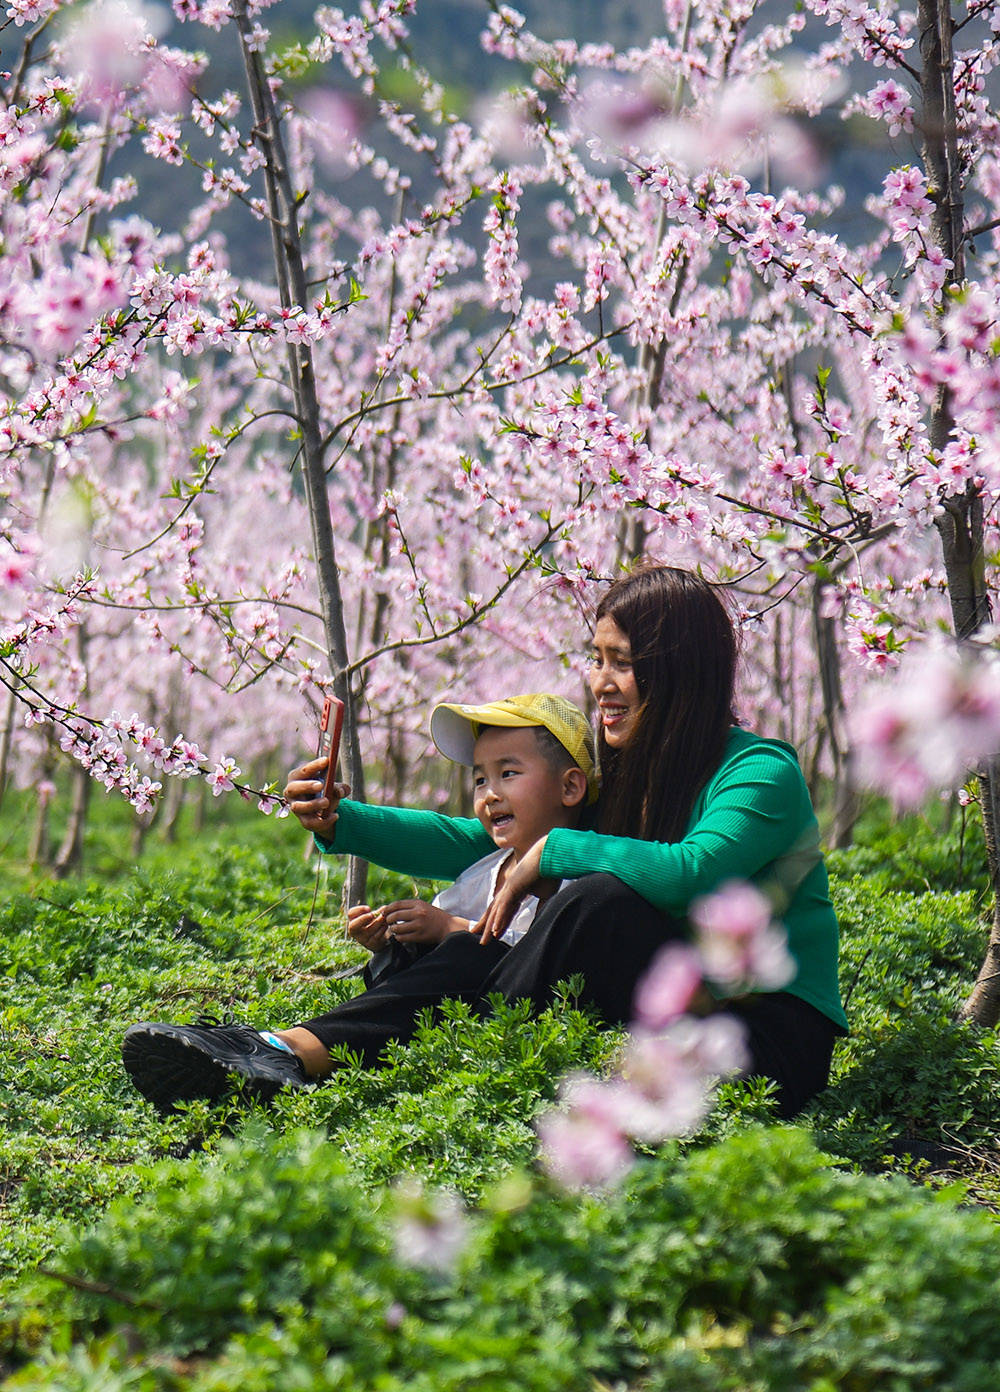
xmin=297 ymin=874 xmax=838 ymax=1118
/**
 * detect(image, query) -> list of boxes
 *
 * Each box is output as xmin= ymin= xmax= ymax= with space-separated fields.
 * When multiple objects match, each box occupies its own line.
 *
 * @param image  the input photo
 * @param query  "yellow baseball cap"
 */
xmin=430 ymin=693 xmax=599 ymax=804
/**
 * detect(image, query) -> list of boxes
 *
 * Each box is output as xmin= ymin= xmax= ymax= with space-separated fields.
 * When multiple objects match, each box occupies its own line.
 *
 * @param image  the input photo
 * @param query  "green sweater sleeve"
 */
xmin=316 ymin=799 xmax=495 ymax=882
xmin=539 ymin=736 xmax=819 ymax=918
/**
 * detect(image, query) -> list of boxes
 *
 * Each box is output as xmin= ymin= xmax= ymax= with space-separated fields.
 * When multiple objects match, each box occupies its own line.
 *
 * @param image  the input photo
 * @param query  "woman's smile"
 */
xmin=588 ymin=616 xmax=641 ymax=747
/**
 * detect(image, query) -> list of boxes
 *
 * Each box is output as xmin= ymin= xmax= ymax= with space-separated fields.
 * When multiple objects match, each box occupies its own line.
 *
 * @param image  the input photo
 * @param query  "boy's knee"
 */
xmin=549 ymin=874 xmax=684 ymax=951
xmin=555 ymin=873 xmax=652 ymax=914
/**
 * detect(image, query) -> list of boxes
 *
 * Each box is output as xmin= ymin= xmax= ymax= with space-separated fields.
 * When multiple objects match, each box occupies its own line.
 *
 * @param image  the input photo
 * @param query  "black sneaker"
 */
xmin=121 ymin=1017 xmax=309 ymax=1112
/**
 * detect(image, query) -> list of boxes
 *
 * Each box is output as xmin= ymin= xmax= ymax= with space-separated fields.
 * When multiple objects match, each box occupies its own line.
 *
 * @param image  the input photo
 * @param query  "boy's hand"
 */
xmin=382 ymin=899 xmax=467 ymax=945
xmin=284 ymin=755 xmax=351 ymax=839
xmin=346 ymin=904 xmax=391 ymax=953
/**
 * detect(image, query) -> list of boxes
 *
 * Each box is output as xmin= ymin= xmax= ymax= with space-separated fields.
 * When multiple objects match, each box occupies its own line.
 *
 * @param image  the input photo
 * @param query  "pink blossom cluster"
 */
xmin=55 ymin=715 xmax=164 ymax=812
xmin=847 ymin=79 xmax=914 ymax=137
xmin=1 ymin=0 xmax=998 ymax=831
xmin=6 ymin=253 xmax=127 ymax=358
xmin=483 ymin=172 xmax=524 ymax=314
xmin=844 ymin=600 xmax=904 ymax=673
xmin=851 ymin=642 xmax=1000 ymax=808
xmin=538 ymin=881 xmax=790 ymax=1191
xmin=55 ymin=0 xmax=170 ymax=111
xmin=28 ymin=699 xmax=258 ymax=812
xmin=689 ymin=881 xmax=796 ymax=991
xmin=2 ymin=576 xmax=93 ymax=653
xmin=6 ymin=0 xmax=60 ymax=26
xmin=310 ymin=0 xmax=414 ymax=89
xmin=879 ymin=166 xmax=935 ymax=242
xmin=805 ymin=0 xmax=915 ymax=69
xmin=391 ymin=1174 xmax=469 ymax=1273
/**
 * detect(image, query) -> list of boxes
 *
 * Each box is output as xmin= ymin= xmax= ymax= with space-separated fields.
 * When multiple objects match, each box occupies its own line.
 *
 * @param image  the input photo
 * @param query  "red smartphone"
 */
xmin=317 ymin=695 xmax=345 ymax=805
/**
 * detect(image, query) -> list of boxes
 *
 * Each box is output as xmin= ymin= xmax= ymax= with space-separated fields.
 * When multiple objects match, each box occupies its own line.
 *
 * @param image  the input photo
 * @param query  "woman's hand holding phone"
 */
xmin=283 ymin=756 xmax=351 ymax=838
xmin=285 ymin=697 xmax=348 ymax=837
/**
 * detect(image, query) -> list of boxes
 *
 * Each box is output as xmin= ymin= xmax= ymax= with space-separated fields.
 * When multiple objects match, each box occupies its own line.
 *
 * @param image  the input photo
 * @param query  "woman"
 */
xmin=126 ymin=566 xmax=847 ymax=1117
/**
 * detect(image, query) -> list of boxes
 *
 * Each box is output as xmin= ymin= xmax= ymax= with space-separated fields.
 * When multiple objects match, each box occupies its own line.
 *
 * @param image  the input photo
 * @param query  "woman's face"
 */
xmin=588 ymin=616 xmax=641 ymax=748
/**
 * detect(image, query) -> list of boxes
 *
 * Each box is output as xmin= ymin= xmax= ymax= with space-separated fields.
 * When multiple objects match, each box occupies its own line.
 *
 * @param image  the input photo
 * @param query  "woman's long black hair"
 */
xmin=594 ymin=566 xmax=739 ymax=843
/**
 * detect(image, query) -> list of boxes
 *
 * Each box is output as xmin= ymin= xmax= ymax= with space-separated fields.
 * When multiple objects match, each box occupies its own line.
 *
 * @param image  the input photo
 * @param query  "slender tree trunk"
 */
xmin=812 ymin=578 xmax=859 ymax=848
xmin=773 ymin=607 xmax=789 ymax=744
xmin=234 ymin=0 xmax=367 ymax=904
xmin=961 ymin=757 xmax=1000 ymax=1022
xmin=28 ymin=795 xmax=51 ymax=868
xmin=158 ymin=774 xmax=185 ymax=843
xmin=916 ymin=0 xmax=1000 ymax=1022
xmin=52 ymin=627 xmax=91 ymax=877
xmin=130 ymin=808 xmax=154 ymax=861
xmin=52 ymin=763 xmax=91 ymax=878
xmin=615 ymin=2 xmax=692 ymax=568
xmin=0 ymin=686 xmax=16 ymax=812
xmin=28 ymin=741 xmax=57 ymax=868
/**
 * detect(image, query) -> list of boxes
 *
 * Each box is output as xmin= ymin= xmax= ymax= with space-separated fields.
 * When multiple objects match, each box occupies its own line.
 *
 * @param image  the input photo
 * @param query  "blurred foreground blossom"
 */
xmin=536 ymin=1074 xmax=637 ymax=1191
xmin=579 ymin=63 xmax=839 ymax=184
xmin=300 ymin=89 xmax=361 ymax=176
xmin=0 ymin=537 xmax=34 ymax=589
xmin=632 ymin=942 xmax=703 ymax=1029
xmin=619 ymin=1020 xmax=744 ymax=1139
xmin=57 ymin=0 xmax=169 ymax=109
xmin=475 ymin=89 xmax=537 ymax=160
xmin=691 ymin=880 xmax=795 ymax=992
xmin=851 ymin=641 xmax=1000 ymax=808
xmin=537 ymin=880 xmax=784 ymax=1191
xmin=392 ymin=1176 xmax=470 ymax=1273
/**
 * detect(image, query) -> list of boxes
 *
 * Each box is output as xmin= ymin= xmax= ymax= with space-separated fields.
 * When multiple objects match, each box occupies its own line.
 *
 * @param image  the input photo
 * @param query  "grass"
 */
xmin=2 ymin=782 xmax=999 ymax=1387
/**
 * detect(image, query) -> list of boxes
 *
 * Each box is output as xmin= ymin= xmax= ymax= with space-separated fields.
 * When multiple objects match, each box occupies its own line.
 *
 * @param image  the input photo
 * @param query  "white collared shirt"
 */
xmin=433 ymin=847 xmax=556 ymax=945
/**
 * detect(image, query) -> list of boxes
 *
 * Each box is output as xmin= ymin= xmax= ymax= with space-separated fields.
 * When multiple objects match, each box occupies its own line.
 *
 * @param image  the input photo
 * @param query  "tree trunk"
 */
xmin=158 ymin=773 xmax=185 ymax=843
xmin=28 ymin=793 xmax=51 ymax=868
xmin=52 ymin=626 xmax=91 ymax=877
xmin=812 ymin=579 xmax=860 ymax=848
xmin=916 ymin=0 xmax=1000 ymax=1022
xmin=960 ymin=758 xmax=1000 ymax=1022
xmin=0 ymin=686 xmax=16 ymax=812
xmin=52 ymin=761 xmax=91 ymax=878
xmin=131 ymin=804 xmax=157 ymax=861
xmin=616 ymin=8 xmax=692 ymax=568
xmin=28 ymin=743 xmax=57 ymax=868
xmin=234 ymin=0 xmax=367 ymax=904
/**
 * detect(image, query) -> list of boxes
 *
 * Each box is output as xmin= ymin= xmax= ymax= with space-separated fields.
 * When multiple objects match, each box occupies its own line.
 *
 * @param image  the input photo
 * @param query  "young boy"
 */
xmin=352 ymin=694 xmax=596 ymax=985
xmin=121 ymin=693 xmax=597 ymax=1110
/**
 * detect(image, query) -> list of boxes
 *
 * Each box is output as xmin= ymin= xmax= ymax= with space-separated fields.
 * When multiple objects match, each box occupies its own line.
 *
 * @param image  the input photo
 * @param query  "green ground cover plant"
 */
xmin=6 ymin=1128 xmax=1000 ymax=1390
xmin=2 ymin=791 xmax=999 ymax=1388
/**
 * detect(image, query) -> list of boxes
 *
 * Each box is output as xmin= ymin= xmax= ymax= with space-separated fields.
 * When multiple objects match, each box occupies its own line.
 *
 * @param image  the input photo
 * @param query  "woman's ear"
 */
xmin=561 ymin=767 xmax=588 ymax=808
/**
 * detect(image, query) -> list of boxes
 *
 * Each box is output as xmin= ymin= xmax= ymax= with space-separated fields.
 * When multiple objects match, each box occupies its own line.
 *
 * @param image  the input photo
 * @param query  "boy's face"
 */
xmin=471 ymin=725 xmax=583 ymax=858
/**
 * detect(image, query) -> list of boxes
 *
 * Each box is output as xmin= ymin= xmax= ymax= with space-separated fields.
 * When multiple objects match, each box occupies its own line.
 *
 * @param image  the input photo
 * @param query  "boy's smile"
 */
xmin=471 ymin=725 xmax=585 ymax=859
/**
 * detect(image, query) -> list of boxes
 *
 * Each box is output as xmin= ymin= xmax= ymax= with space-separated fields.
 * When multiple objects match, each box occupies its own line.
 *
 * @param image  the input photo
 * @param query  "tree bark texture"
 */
xmin=812 ymin=579 xmax=860 ymax=849
xmin=52 ymin=762 xmax=91 ymax=878
xmin=0 ymin=686 xmax=16 ymax=812
xmin=234 ymin=0 xmax=368 ymax=904
xmin=917 ymin=0 xmax=1000 ymax=1023
xmin=960 ymin=756 xmax=1000 ymax=1023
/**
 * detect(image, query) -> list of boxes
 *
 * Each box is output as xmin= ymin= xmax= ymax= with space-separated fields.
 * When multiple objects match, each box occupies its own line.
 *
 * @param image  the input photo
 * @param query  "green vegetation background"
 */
xmin=3 ymin=787 xmax=1000 ymax=1389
